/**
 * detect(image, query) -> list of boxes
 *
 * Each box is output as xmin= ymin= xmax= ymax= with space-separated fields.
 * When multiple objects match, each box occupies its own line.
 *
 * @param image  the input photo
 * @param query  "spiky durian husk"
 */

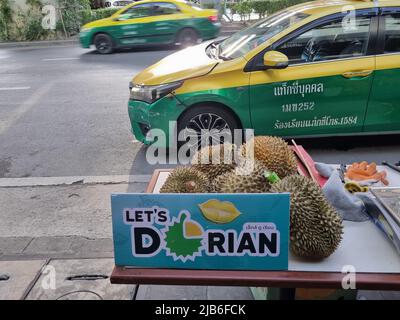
xmin=211 ymin=160 xmax=271 ymax=193
xmin=210 ymin=171 xmax=232 ymax=193
xmin=160 ymin=166 xmax=209 ymax=193
xmin=270 ymin=175 xmax=343 ymax=259
xmin=191 ymin=143 xmax=237 ymax=180
xmin=240 ymin=136 xmax=297 ymax=179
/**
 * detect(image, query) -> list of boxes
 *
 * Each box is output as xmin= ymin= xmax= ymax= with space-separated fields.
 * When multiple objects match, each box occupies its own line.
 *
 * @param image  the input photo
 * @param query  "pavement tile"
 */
xmin=70 ymin=237 xmax=114 ymax=256
xmin=136 ymin=285 xmax=207 ymax=300
xmin=206 ymin=286 xmax=254 ymax=300
xmin=0 ymin=183 xmax=146 ymax=239
xmin=357 ymin=290 xmax=400 ymax=300
xmin=23 ymin=236 xmax=75 ymax=255
xmin=379 ymin=291 xmax=400 ymax=300
xmin=26 ymin=258 xmax=135 ymax=300
xmin=0 ymin=260 xmax=46 ymax=300
xmin=0 ymin=237 xmax=32 ymax=255
xmin=0 ymin=236 xmax=114 ymax=260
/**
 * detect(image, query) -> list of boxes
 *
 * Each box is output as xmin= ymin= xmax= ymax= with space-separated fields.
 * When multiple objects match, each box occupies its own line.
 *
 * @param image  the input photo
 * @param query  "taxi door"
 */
xmin=248 ymin=9 xmax=378 ymax=137
xmin=111 ymin=3 xmax=156 ymax=46
xmin=364 ymin=7 xmax=400 ymax=133
xmin=147 ymin=2 xmax=188 ymax=44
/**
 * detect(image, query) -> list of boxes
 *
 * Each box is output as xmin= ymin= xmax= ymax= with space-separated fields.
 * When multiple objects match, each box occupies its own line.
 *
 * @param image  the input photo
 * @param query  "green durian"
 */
xmin=211 ymin=160 xmax=271 ymax=193
xmin=240 ymin=136 xmax=297 ymax=179
xmin=191 ymin=143 xmax=237 ymax=181
xmin=270 ymin=175 xmax=343 ymax=259
xmin=160 ymin=166 xmax=209 ymax=193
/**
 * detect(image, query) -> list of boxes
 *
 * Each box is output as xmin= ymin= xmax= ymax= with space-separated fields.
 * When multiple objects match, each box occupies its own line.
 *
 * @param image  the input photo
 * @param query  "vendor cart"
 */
xmin=110 ymin=166 xmax=400 ymax=299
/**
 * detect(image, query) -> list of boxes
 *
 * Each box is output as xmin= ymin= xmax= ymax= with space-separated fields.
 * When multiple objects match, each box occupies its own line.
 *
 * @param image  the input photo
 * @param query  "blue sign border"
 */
xmin=111 ymin=193 xmax=290 ymax=271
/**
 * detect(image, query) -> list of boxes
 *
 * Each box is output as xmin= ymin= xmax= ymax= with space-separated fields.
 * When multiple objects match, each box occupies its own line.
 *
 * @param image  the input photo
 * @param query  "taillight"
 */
xmin=208 ymin=15 xmax=218 ymax=22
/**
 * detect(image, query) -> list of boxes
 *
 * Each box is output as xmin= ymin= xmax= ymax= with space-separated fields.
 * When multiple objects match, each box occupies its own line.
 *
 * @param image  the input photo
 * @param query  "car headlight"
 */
xmin=129 ymin=81 xmax=183 ymax=104
xmin=80 ymin=27 xmax=91 ymax=33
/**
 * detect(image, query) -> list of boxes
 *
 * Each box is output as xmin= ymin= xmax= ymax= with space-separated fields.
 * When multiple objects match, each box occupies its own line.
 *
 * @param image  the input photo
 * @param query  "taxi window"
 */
xmin=218 ymin=10 xmax=309 ymax=60
xmin=276 ymin=15 xmax=372 ymax=64
xmin=153 ymin=2 xmax=181 ymax=15
xmin=119 ymin=3 xmax=154 ymax=19
xmin=383 ymin=12 xmax=400 ymax=53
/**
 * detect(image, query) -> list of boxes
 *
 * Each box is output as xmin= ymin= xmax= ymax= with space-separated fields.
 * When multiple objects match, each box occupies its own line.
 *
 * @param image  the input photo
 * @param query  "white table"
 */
xmin=111 ymin=166 xmax=400 ymax=291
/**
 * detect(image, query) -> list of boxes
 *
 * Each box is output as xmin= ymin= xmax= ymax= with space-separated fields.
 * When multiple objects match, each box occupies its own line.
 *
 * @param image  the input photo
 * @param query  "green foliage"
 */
xmin=0 ymin=0 xmax=13 ymax=40
xmin=22 ymin=0 xmax=50 ymax=41
xmin=251 ymin=1 xmax=270 ymax=18
xmin=57 ymin=0 xmax=92 ymax=36
xmin=233 ymin=1 xmax=252 ymax=20
xmin=262 ymin=0 xmax=310 ymax=15
xmin=2 ymin=0 xmax=311 ymax=42
xmin=226 ymin=2 xmax=237 ymax=15
xmin=229 ymin=0 xmax=310 ymax=20
xmin=1 ymin=0 xmax=117 ymax=41
xmin=81 ymin=8 xmax=119 ymax=25
xmin=202 ymin=3 xmax=216 ymax=9
xmin=24 ymin=16 xmax=49 ymax=41
xmin=58 ymin=0 xmax=118 ymax=36
xmin=1 ymin=0 xmax=56 ymax=41
xmin=26 ymin=0 xmax=42 ymax=7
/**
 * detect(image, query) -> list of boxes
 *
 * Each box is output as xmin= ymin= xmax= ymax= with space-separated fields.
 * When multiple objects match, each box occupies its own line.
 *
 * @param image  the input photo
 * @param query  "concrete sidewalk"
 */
xmin=1 ymin=180 xmax=398 ymax=300
xmin=0 ymin=179 xmax=253 ymax=300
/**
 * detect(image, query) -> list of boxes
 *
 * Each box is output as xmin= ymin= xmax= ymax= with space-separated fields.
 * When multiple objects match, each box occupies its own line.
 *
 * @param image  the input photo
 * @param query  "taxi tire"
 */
xmin=94 ymin=33 xmax=114 ymax=54
xmin=176 ymin=28 xmax=199 ymax=47
xmin=177 ymin=105 xmax=240 ymax=150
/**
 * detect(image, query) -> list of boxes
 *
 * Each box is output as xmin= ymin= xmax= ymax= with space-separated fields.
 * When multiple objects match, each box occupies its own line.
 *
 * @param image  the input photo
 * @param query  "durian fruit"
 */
xmin=240 ymin=136 xmax=297 ymax=179
xmin=211 ymin=160 xmax=271 ymax=193
xmin=160 ymin=166 xmax=209 ymax=193
xmin=270 ymin=175 xmax=343 ymax=259
xmin=191 ymin=143 xmax=237 ymax=180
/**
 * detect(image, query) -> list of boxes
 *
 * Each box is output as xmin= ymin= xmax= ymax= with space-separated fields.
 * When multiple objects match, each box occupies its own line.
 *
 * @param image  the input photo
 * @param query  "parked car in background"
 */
xmin=105 ymin=0 xmax=135 ymax=8
xmin=80 ymin=0 xmax=221 ymax=53
xmin=127 ymin=0 xmax=400 ymax=148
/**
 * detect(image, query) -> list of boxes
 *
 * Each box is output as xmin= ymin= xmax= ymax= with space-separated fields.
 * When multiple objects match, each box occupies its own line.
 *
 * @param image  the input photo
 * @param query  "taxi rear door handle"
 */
xmin=342 ymin=70 xmax=373 ymax=79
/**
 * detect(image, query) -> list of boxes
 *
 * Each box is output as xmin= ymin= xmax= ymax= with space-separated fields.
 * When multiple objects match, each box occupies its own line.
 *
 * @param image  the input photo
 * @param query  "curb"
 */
xmin=0 ymin=29 xmax=242 ymax=49
xmin=0 ymin=174 xmax=151 ymax=188
xmin=0 ymin=38 xmax=79 ymax=49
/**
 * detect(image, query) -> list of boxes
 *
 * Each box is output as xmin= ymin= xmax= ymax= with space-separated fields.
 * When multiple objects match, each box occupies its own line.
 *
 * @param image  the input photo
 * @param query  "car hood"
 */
xmin=132 ymin=42 xmax=219 ymax=86
xmin=83 ymin=17 xmax=112 ymax=29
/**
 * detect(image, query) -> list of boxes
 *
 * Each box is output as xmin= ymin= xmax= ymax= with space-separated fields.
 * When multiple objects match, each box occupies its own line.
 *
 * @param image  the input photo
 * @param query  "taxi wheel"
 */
xmin=176 ymin=28 xmax=199 ymax=47
xmin=177 ymin=105 xmax=240 ymax=150
xmin=94 ymin=33 xmax=114 ymax=54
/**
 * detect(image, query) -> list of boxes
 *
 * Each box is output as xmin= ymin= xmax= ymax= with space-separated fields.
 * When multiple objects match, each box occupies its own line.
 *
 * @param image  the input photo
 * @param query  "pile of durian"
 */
xmin=160 ymin=136 xmax=343 ymax=259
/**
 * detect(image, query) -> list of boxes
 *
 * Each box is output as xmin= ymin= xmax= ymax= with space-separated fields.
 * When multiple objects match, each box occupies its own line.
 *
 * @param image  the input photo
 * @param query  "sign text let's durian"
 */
xmin=111 ymin=193 xmax=290 ymax=271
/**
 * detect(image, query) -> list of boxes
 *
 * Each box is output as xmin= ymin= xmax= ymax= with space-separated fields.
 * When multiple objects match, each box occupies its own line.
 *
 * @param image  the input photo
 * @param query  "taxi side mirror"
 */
xmin=263 ymin=51 xmax=289 ymax=69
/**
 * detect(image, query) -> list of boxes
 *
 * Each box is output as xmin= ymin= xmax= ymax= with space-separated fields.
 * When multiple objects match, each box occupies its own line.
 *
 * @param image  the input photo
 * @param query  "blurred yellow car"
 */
xmin=80 ymin=0 xmax=220 ymax=53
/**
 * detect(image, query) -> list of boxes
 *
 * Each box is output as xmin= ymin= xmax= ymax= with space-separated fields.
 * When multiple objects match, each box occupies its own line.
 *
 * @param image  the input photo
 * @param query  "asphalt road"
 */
xmin=1 ymin=44 xmax=400 ymax=180
xmin=0 ymin=44 xmax=177 ymax=178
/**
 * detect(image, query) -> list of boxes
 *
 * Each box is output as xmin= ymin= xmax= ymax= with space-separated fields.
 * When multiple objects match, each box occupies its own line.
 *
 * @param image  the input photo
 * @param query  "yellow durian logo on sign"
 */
xmin=199 ymin=199 xmax=241 ymax=224
xmin=184 ymin=220 xmax=203 ymax=238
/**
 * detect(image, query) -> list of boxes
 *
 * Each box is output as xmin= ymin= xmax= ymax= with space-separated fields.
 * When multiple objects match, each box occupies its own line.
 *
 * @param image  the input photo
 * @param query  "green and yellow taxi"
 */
xmin=128 ymin=0 xmax=400 ymax=146
xmin=79 ymin=0 xmax=220 ymax=53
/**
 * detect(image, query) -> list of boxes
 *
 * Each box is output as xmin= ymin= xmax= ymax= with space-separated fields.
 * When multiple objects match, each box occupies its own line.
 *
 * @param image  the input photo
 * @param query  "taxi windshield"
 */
xmin=218 ymin=10 xmax=310 ymax=60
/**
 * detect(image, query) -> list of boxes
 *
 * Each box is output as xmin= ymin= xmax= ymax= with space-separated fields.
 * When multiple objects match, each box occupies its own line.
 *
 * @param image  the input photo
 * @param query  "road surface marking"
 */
xmin=0 ymin=83 xmax=53 ymax=135
xmin=0 ymin=175 xmax=152 ymax=187
xmin=0 ymin=86 xmax=31 ymax=91
xmin=42 ymin=57 xmax=79 ymax=61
